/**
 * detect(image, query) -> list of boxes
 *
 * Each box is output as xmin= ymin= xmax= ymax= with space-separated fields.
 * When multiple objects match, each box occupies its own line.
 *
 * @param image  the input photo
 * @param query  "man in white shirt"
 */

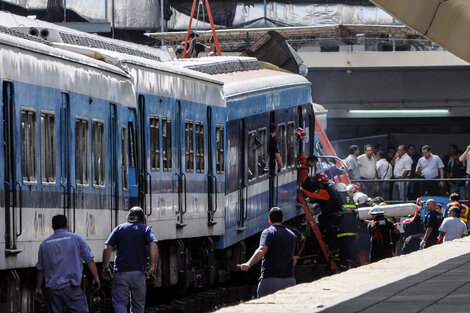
xmin=357 ymin=144 xmax=377 ymax=197
xmin=438 ymin=206 xmax=467 ymax=242
xmin=416 ymin=145 xmax=445 ymax=196
xmin=391 ymin=145 xmax=413 ymax=201
xmin=376 ymin=151 xmax=392 ymax=199
xmin=344 ymin=145 xmax=360 ymax=181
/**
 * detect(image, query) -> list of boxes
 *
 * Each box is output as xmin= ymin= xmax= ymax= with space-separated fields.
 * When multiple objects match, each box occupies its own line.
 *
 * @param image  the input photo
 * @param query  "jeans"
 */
xmin=46 ymin=285 xmax=89 ymax=313
xmin=113 ymin=271 xmax=146 ymax=313
xmin=257 ymin=277 xmax=296 ymax=298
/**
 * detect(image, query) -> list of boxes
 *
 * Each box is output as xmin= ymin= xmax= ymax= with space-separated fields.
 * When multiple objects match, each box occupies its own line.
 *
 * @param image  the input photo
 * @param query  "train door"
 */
xmin=175 ymin=100 xmax=187 ymax=227
xmin=206 ymin=107 xmax=217 ymax=225
xmin=2 ymin=82 xmax=21 ymax=254
xmin=60 ymin=93 xmax=71 ymax=224
xmin=273 ymin=107 xmax=297 ymax=210
xmin=225 ymin=119 xmax=245 ymax=231
xmin=238 ymin=119 xmax=247 ymax=230
xmin=122 ymin=109 xmax=138 ymax=214
xmin=137 ymin=95 xmax=150 ymax=215
xmin=109 ymin=103 xmax=118 ymax=228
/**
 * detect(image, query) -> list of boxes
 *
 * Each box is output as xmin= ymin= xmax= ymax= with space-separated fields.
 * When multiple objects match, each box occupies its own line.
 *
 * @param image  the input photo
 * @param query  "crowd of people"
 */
xmin=343 ymin=143 xmax=470 ymax=201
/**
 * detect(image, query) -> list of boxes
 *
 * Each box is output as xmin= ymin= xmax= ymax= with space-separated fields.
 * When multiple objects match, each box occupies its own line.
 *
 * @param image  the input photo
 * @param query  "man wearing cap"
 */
xmin=368 ymin=208 xmax=400 ymax=262
xmin=420 ymin=199 xmax=443 ymax=249
xmin=238 ymin=207 xmax=298 ymax=298
xmin=35 ymin=214 xmax=100 ymax=313
xmin=102 ymin=207 xmax=159 ymax=313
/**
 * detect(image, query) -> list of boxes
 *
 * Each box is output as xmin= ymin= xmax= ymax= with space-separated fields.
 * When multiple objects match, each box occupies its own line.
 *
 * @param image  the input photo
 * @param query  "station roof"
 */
xmin=371 ymin=0 xmax=470 ymax=64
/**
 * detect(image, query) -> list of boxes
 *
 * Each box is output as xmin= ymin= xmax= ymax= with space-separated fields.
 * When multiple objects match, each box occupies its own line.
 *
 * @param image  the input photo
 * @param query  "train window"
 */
xmin=196 ymin=121 xmax=204 ymax=173
xmin=121 ymin=126 xmax=128 ymax=190
xmin=247 ymin=131 xmax=257 ymax=180
xmin=277 ymin=123 xmax=286 ymax=167
xmin=162 ymin=117 xmax=172 ymax=171
xmin=128 ymin=122 xmax=136 ymax=168
xmin=21 ymin=109 xmax=37 ymax=183
xmin=75 ymin=118 xmax=89 ymax=186
xmin=257 ymin=128 xmax=267 ymax=176
xmin=287 ymin=122 xmax=295 ymax=167
xmin=216 ymin=125 xmax=224 ymax=173
xmin=185 ymin=120 xmax=194 ymax=172
xmin=150 ymin=116 xmax=160 ymax=172
xmin=92 ymin=120 xmax=105 ymax=187
xmin=40 ymin=112 xmax=56 ymax=184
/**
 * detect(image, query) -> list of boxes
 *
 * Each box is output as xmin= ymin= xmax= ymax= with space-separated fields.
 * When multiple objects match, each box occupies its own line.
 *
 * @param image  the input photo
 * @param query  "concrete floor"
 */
xmin=216 ymin=237 xmax=470 ymax=313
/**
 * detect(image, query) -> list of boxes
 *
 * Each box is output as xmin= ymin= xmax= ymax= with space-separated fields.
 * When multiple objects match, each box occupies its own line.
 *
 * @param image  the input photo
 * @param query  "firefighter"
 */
xmin=302 ymin=173 xmax=343 ymax=259
xmin=368 ymin=208 xmax=400 ymax=263
xmin=335 ymin=183 xmax=359 ymax=269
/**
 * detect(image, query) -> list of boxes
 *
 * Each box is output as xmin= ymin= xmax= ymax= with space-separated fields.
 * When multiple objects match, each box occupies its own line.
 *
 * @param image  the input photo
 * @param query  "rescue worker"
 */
xmin=335 ymin=183 xmax=359 ymax=268
xmin=446 ymin=193 xmax=469 ymax=229
xmin=368 ymin=208 xmax=400 ymax=263
xmin=420 ymin=199 xmax=443 ymax=249
xmin=302 ymin=173 xmax=343 ymax=259
xmin=401 ymin=212 xmax=425 ymax=255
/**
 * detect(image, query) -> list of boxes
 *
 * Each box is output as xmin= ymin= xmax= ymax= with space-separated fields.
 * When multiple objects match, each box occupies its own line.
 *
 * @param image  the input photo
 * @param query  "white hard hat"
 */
xmin=346 ymin=184 xmax=356 ymax=192
xmin=369 ymin=207 xmax=385 ymax=215
xmin=355 ymin=193 xmax=370 ymax=205
xmin=334 ymin=182 xmax=347 ymax=193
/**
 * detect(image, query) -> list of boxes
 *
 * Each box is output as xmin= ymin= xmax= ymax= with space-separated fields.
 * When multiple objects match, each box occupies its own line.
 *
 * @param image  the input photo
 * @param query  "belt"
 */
xmin=337 ymin=232 xmax=357 ymax=238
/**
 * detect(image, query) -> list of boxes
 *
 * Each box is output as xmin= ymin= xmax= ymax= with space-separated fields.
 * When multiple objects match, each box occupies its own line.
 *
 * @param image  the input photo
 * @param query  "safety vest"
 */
xmin=450 ymin=201 xmax=469 ymax=223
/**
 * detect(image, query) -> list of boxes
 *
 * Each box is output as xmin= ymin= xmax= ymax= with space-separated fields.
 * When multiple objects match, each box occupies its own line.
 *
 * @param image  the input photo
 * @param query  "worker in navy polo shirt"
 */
xmin=102 ymin=207 xmax=159 ymax=313
xmin=238 ymin=207 xmax=298 ymax=298
xmin=35 ymin=214 xmax=100 ymax=313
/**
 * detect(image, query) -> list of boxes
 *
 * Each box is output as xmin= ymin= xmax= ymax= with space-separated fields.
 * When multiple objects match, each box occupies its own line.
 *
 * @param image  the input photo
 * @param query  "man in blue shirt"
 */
xmin=102 ymin=207 xmax=159 ymax=313
xmin=35 ymin=214 xmax=100 ymax=313
xmin=238 ymin=207 xmax=298 ymax=298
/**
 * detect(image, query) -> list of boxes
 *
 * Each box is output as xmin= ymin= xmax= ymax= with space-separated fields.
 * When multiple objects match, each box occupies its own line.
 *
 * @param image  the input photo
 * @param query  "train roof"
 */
xmin=49 ymin=43 xmax=226 ymax=107
xmin=169 ymin=56 xmax=311 ymax=97
xmin=0 ymin=11 xmax=171 ymax=62
xmin=0 ymin=30 xmax=136 ymax=108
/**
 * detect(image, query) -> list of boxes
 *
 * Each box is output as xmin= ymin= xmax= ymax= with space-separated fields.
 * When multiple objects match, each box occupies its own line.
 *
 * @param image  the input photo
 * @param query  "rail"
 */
xmin=348 ymin=177 xmax=470 ymax=202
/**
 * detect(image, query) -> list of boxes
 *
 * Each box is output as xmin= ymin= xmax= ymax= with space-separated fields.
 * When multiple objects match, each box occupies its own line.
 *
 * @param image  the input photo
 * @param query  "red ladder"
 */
xmin=182 ymin=0 xmax=221 ymax=58
xmin=298 ymin=192 xmax=339 ymax=272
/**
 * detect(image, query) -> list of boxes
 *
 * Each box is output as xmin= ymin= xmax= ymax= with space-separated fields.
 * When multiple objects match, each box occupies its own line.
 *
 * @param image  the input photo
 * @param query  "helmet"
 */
xmin=295 ymin=127 xmax=306 ymax=141
xmin=315 ymin=173 xmax=329 ymax=184
xmin=378 ymin=202 xmax=388 ymax=206
xmin=369 ymin=207 xmax=385 ymax=215
xmin=346 ymin=184 xmax=356 ymax=192
xmin=352 ymin=184 xmax=361 ymax=192
xmin=334 ymin=182 xmax=347 ymax=193
xmin=355 ymin=193 xmax=370 ymax=205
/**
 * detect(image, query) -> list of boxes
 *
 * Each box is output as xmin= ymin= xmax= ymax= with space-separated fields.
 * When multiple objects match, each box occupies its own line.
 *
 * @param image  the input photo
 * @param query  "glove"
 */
xmin=419 ymin=240 xmax=426 ymax=249
xmin=404 ymin=236 xmax=412 ymax=245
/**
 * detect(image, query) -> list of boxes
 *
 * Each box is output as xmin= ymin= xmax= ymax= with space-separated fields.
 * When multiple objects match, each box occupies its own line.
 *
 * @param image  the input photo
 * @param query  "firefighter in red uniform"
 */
xmin=302 ymin=173 xmax=343 ymax=259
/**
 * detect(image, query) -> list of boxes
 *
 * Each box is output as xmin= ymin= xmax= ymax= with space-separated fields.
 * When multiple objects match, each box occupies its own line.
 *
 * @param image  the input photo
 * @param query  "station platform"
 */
xmin=216 ymin=237 xmax=470 ymax=313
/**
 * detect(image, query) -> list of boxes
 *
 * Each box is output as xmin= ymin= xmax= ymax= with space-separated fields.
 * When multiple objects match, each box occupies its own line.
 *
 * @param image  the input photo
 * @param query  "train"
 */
xmin=0 ymin=21 xmax=316 ymax=312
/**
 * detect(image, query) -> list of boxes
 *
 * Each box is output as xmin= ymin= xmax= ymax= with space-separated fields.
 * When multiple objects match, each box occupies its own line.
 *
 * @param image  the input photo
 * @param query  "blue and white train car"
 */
xmin=213 ymin=60 xmax=315 ymax=248
xmin=0 ymin=29 xmax=136 ymax=311
xmin=170 ymin=57 xmax=315 ymax=248
xmin=50 ymin=44 xmax=229 ymax=287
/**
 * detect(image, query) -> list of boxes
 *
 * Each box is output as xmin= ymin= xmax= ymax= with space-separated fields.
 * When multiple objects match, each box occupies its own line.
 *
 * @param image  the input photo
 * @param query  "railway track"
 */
xmin=145 ymin=263 xmax=330 ymax=313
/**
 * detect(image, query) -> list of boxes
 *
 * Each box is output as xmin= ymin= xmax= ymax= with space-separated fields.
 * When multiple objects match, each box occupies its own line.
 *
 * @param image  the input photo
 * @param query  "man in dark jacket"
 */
xmin=368 ymin=208 xmax=400 ymax=263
